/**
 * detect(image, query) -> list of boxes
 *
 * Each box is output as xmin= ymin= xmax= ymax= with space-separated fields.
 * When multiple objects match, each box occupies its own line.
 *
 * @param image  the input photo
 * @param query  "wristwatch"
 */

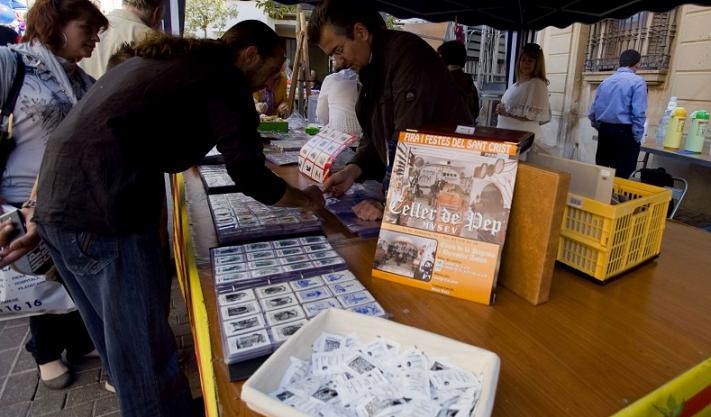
xmin=21 ymin=199 xmax=36 ymax=209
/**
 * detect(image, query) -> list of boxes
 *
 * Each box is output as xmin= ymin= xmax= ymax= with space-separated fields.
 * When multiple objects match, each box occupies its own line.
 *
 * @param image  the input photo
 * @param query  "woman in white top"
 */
xmin=316 ymin=55 xmax=362 ymax=136
xmin=496 ymin=43 xmax=552 ymax=152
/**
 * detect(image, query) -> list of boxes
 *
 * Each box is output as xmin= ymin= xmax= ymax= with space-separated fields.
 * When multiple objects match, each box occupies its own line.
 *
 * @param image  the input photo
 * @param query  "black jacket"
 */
xmin=36 ymin=51 xmax=286 ymax=234
xmin=352 ymin=30 xmax=475 ymax=181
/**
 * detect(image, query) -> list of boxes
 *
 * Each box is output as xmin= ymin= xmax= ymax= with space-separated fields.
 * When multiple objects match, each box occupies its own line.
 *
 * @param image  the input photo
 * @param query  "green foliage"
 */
xmin=255 ymin=0 xmax=296 ymax=20
xmin=652 ymin=395 xmax=685 ymax=417
xmin=185 ymin=0 xmax=239 ymax=38
xmin=384 ymin=14 xmax=402 ymax=30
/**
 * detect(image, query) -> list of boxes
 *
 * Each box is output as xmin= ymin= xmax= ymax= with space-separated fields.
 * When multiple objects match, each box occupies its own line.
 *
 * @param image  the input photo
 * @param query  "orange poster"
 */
xmin=372 ymin=128 xmax=530 ymax=305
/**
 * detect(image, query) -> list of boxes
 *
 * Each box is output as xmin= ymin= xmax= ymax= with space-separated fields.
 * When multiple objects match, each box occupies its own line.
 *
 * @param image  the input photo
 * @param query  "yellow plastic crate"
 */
xmin=557 ymin=178 xmax=672 ymax=281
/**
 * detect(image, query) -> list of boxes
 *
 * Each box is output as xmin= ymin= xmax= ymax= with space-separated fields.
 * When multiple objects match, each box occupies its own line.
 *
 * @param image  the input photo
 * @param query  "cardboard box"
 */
xmin=242 ymin=308 xmax=501 ymax=417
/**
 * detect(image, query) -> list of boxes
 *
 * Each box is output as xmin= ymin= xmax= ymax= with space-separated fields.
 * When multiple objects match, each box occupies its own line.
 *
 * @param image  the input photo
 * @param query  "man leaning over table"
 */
xmin=309 ymin=0 xmax=474 ymax=221
xmin=588 ymin=49 xmax=648 ymax=179
xmin=0 ymin=20 xmax=324 ymax=417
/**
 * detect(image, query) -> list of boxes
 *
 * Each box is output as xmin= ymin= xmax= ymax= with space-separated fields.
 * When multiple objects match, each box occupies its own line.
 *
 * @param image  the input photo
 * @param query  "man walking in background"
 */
xmin=588 ymin=49 xmax=648 ymax=178
xmin=79 ymin=0 xmax=163 ymax=78
xmin=438 ymin=40 xmax=480 ymax=122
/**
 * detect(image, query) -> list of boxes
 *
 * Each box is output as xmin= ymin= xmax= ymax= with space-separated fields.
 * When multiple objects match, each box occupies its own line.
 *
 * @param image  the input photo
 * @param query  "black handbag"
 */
xmin=0 ymin=51 xmax=26 ymax=175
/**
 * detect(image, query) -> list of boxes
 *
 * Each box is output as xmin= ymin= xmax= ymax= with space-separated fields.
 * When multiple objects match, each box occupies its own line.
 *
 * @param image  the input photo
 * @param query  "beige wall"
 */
xmin=542 ymin=5 xmax=711 ymax=215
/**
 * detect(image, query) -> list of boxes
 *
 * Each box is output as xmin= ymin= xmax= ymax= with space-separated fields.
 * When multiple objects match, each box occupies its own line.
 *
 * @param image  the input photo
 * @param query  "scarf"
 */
xmin=8 ymin=41 xmax=92 ymax=105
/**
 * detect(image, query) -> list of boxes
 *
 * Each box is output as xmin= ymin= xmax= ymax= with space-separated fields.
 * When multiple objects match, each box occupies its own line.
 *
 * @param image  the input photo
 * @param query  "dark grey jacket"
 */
xmin=36 ymin=50 xmax=286 ymax=234
xmin=352 ymin=30 xmax=475 ymax=181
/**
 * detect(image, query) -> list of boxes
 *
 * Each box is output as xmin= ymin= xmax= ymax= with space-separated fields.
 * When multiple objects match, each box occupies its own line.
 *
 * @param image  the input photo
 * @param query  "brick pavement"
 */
xmin=0 ymin=279 xmax=200 ymax=417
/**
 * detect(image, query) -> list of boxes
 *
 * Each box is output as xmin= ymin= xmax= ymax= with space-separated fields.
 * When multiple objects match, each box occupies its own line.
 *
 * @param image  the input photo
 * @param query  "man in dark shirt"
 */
xmin=437 ymin=40 xmax=480 ymax=122
xmin=9 ymin=21 xmax=323 ymax=417
xmin=309 ymin=0 xmax=474 ymax=221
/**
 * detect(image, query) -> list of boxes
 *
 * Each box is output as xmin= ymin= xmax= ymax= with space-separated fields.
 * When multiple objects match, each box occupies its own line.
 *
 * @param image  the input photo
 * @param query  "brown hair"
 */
xmin=22 ymin=0 xmax=108 ymax=53
xmin=517 ymin=43 xmax=549 ymax=85
xmin=123 ymin=0 xmax=163 ymax=11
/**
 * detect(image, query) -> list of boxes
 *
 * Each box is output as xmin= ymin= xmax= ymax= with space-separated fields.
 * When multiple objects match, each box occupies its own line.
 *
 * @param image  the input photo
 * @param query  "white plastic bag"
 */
xmin=0 ymin=207 xmax=76 ymax=320
xmin=0 ymin=267 xmax=77 ymax=320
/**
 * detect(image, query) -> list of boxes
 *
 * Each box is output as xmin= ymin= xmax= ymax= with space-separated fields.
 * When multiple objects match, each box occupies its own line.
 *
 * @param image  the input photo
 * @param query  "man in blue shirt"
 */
xmin=588 ymin=49 xmax=647 ymax=178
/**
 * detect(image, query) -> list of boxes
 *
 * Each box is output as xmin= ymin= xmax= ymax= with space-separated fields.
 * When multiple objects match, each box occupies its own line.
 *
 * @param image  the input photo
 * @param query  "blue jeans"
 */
xmin=37 ymin=223 xmax=193 ymax=417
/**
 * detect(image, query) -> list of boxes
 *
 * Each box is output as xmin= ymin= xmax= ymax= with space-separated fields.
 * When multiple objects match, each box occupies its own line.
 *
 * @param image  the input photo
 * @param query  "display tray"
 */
xmin=197 ymin=164 xmax=238 ymax=194
xmin=207 ymin=193 xmax=322 ymax=245
xmin=212 ymin=238 xmax=387 ymax=370
xmin=200 ymin=146 xmax=225 ymax=165
xmin=242 ymin=308 xmax=501 ymax=417
xmin=324 ymin=181 xmax=384 ymax=238
xmin=264 ymin=150 xmax=300 ymax=166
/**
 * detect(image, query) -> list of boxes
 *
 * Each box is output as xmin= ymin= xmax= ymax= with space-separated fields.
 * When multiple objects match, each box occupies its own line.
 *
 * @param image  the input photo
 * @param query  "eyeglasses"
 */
xmin=328 ymin=44 xmax=344 ymax=58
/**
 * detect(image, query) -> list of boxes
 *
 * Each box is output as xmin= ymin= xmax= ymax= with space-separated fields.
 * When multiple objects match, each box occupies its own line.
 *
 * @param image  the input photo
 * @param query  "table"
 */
xmin=640 ymin=141 xmax=711 ymax=169
xmin=173 ymin=165 xmax=711 ymax=417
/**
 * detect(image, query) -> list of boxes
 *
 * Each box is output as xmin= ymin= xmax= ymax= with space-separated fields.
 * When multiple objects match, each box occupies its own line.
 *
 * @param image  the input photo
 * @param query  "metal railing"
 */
xmin=584 ymin=10 xmax=677 ymax=72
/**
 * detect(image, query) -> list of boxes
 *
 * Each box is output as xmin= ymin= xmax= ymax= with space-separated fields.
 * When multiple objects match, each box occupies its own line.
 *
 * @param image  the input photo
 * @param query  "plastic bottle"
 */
xmin=656 ymin=96 xmax=678 ymax=145
xmin=684 ymin=110 xmax=709 ymax=153
xmin=662 ymin=107 xmax=687 ymax=149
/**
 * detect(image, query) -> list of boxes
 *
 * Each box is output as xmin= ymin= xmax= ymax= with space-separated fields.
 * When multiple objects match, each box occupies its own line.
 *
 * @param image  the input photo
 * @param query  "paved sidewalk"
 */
xmin=0 ymin=279 xmax=201 ymax=417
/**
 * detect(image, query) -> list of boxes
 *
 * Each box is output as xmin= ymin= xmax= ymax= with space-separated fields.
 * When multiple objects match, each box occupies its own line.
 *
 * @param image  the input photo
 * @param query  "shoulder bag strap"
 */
xmin=1 ymin=51 xmax=26 ymax=125
xmin=0 ymin=51 xmax=26 ymax=174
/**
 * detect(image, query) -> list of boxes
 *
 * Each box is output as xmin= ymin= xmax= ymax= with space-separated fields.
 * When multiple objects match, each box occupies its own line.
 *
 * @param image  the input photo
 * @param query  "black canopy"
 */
xmin=276 ymin=0 xmax=711 ymax=31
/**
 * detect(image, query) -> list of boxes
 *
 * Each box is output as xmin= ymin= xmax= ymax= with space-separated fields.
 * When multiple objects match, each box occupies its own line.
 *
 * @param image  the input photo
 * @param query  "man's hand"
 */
xmin=255 ymin=102 xmax=268 ymax=114
xmin=323 ymin=164 xmax=361 ymax=197
xmin=277 ymin=102 xmax=290 ymax=118
xmin=0 ymin=211 xmax=40 ymax=268
xmin=353 ymin=199 xmax=384 ymax=221
xmin=300 ymin=185 xmax=325 ymax=211
xmin=275 ymin=185 xmax=325 ymax=212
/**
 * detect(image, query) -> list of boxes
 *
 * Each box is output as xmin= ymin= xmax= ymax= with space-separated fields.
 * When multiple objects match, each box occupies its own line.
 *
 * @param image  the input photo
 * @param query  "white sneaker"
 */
xmin=104 ymin=381 xmax=116 ymax=393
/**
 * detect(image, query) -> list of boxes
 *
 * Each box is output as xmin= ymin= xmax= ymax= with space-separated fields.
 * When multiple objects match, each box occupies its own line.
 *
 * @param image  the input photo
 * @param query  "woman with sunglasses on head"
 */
xmin=496 ymin=42 xmax=553 ymax=153
xmin=0 ymin=0 xmax=107 ymax=389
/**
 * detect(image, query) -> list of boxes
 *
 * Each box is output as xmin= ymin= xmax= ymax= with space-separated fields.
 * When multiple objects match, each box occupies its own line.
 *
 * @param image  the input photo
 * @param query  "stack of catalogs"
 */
xmin=208 ymin=194 xmax=322 ymax=245
xmin=197 ymin=165 xmax=238 ymax=194
xmin=200 ymin=146 xmax=225 ymax=165
xmin=325 ymin=181 xmax=384 ymax=238
xmin=215 ymin=266 xmax=387 ymax=365
xmin=264 ymin=150 xmax=300 ymax=166
xmin=270 ymin=139 xmax=308 ymax=152
xmin=264 ymin=137 xmax=309 ymax=166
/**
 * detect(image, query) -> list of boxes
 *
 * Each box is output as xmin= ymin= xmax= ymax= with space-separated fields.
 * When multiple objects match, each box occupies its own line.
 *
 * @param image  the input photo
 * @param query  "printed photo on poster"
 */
xmin=382 ymin=141 xmax=517 ymax=245
xmin=373 ymin=229 xmax=437 ymax=282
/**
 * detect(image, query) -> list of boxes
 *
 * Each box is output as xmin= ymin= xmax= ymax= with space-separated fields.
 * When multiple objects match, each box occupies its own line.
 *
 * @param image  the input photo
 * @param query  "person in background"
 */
xmin=0 ymin=20 xmax=322 ymax=417
xmin=309 ymin=0 xmax=474 ymax=221
xmin=496 ymin=42 xmax=552 ymax=153
xmin=0 ymin=24 xmax=18 ymax=45
xmin=308 ymin=68 xmax=322 ymax=90
xmin=437 ymin=40 xmax=480 ymax=122
xmin=316 ymin=54 xmax=361 ymax=135
xmin=0 ymin=0 xmax=107 ymax=389
xmin=588 ymin=49 xmax=647 ymax=179
xmin=78 ymin=0 xmax=163 ymax=79
xmin=253 ymin=69 xmax=290 ymax=117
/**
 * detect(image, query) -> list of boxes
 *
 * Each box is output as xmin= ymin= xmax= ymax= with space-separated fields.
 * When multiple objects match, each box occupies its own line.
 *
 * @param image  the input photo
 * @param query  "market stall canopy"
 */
xmin=275 ymin=0 xmax=711 ymax=30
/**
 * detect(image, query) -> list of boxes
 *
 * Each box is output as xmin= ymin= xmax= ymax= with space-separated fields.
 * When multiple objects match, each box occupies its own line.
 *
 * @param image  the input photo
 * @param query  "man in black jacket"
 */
xmin=309 ymin=0 xmax=474 ymax=221
xmin=5 ymin=21 xmax=323 ymax=417
xmin=438 ymin=40 xmax=480 ymax=122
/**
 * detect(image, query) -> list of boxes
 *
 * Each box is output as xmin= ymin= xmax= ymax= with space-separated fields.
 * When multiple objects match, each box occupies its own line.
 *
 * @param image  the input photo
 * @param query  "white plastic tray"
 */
xmin=242 ymin=308 xmax=500 ymax=417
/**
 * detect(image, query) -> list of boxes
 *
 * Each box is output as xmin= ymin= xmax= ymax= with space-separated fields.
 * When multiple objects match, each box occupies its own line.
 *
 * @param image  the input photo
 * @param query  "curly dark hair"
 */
xmin=437 ymin=40 xmax=467 ymax=67
xmin=307 ymin=0 xmax=385 ymax=44
xmin=22 ymin=0 xmax=108 ymax=53
xmin=107 ymin=21 xmax=284 ymax=70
